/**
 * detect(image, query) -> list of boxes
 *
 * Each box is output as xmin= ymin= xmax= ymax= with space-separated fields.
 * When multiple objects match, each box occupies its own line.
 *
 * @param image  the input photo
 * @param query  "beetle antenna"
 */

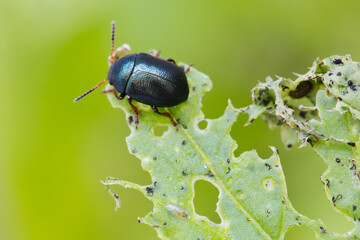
xmin=110 ymin=20 xmax=116 ymax=62
xmin=73 ymin=79 xmax=108 ymax=102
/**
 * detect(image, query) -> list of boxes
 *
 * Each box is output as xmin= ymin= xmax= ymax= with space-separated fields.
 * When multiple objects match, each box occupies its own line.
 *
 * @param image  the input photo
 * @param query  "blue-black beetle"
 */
xmin=74 ymin=21 xmax=190 ymax=128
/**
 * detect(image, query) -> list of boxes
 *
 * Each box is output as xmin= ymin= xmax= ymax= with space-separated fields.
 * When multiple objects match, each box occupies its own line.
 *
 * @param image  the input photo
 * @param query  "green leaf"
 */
xmin=102 ymin=64 xmax=323 ymax=239
xmin=242 ymin=55 xmax=360 ymax=238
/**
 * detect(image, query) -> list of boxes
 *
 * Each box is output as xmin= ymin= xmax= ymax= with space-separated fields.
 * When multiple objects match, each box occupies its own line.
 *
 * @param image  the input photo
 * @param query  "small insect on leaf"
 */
xmin=289 ymin=81 xmax=313 ymax=99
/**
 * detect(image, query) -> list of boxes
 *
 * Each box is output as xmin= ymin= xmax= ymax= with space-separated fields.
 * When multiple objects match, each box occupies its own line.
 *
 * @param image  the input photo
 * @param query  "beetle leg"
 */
xmin=127 ymin=97 xmax=139 ymax=128
xmin=166 ymin=58 xmax=176 ymax=64
xmin=101 ymin=88 xmax=125 ymax=100
xmin=151 ymin=106 xmax=178 ymax=130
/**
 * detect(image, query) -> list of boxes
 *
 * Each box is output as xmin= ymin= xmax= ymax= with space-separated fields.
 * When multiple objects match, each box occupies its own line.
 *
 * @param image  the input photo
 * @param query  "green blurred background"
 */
xmin=1 ymin=0 xmax=360 ymax=239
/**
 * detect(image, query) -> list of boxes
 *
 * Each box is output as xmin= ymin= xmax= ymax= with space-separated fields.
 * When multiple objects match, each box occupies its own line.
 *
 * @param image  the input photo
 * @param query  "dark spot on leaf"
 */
xmin=266 ymin=209 xmax=271 ymax=216
xmin=182 ymin=170 xmax=188 ymax=176
xmin=307 ymin=138 xmax=313 ymax=146
xmin=128 ymin=116 xmax=133 ymax=124
xmin=329 ymin=73 xmax=333 ymax=76
xmin=333 ymin=59 xmax=343 ymax=64
xmin=348 ymin=142 xmax=356 ymax=147
xmin=337 ymin=72 xmax=342 ymax=76
xmin=154 ymin=181 xmax=157 ymax=187
xmin=132 ymin=149 xmax=137 ymax=154
xmin=335 ymin=158 xmax=341 ymax=163
xmin=326 ymin=179 xmax=330 ymax=187
xmin=153 ymin=157 xmax=157 ymax=161
xmin=146 ymin=187 xmax=154 ymax=196
xmin=250 ymin=119 xmax=254 ymax=123
xmin=338 ymin=97 xmax=343 ymax=101
xmin=182 ymin=124 xmax=187 ymax=129
xmin=180 ymin=186 xmax=184 ymax=190
xmin=265 ymin=163 xmax=272 ymax=170
xmin=299 ymin=111 xmax=306 ymax=118
xmin=287 ymin=144 xmax=292 ymax=148
xmin=353 ymin=206 xmax=357 ymax=211
xmin=114 ymin=194 xmax=119 ymax=199
xmin=182 ymin=140 xmax=187 ymax=145
xmin=138 ymin=219 xmax=141 ymax=223
xmin=226 ymin=167 xmax=231 ymax=174
xmin=227 ymin=158 xmax=230 ymax=164
xmin=153 ymin=225 xmax=159 ymax=228
xmin=192 ymin=86 xmax=196 ymax=91
xmin=350 ymin=163 xmax=356 ymax=170
xmin=332 ymin=194 xmax=343 ymax=206
xmin=205 ymin=170 xmax=214 ymax=177
xmin=163 ymin=222 xmax=167 ymax=225
xmin=319 ymin=226 xmax=326 ymax=233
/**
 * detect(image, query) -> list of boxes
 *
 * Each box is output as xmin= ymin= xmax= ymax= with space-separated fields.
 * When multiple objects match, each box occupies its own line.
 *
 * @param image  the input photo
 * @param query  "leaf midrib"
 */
xmin=182 ymin=126 xmax=273 ymax=239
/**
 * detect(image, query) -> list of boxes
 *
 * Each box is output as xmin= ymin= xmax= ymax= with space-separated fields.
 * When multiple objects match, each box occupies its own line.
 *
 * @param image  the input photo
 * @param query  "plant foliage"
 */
xmin=103 ymin=57 xmax=360 ymax=239
xmin=242 ymin=55 xmax=360 ymax=239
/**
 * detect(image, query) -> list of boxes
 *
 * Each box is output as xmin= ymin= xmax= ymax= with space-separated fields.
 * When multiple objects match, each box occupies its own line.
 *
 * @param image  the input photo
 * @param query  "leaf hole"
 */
xmin=198 ymin=120 xmax=208 ymax=130
xmin=152 ymin=125 xmax=169 ymax=137
xmin=193 ymin=180 xmax=221 ymax=224
xmin=285 ymin=223 xmax=317 ymax=239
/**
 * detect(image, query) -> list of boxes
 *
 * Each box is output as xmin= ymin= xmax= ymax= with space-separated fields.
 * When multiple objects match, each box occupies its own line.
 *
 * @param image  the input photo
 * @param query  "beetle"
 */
xmin=74 ymin=21 xmax=190 ymax=129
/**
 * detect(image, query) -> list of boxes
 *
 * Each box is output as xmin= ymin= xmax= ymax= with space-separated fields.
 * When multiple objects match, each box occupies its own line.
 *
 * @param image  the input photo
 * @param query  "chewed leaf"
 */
xmin=308 ymin=90 xmax=360 ymax=143
xmin=322 ymin=55 xmax=360 ymax=111
xmin=102 ymin=64 xmax=320 ymax=239
xmin=309 ymin=91 xmax=360 ymax=222
xmin=242 ymin=55 xmax=360 ymax=238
